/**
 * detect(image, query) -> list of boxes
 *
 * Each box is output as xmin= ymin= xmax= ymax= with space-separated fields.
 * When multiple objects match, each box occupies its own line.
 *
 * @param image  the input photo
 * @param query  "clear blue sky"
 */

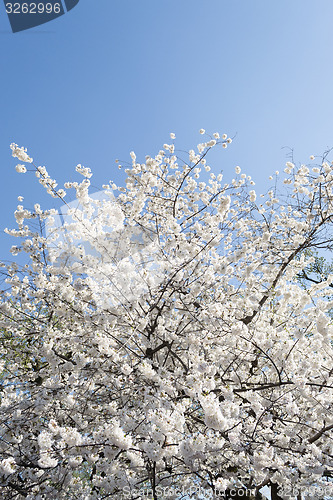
xmin=1 ymin=0 xmax=333 ymax=262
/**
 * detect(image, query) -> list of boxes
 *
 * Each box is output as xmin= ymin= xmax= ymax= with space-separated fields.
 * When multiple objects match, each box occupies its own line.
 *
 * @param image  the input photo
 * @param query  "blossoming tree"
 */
xmin=0 ymin=133 xmax=332 ymax=500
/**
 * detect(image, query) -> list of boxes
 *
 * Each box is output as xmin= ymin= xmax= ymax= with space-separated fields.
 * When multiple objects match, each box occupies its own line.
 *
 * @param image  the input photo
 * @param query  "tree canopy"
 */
xmin=0 ymin=133 xmax=332 ymax=499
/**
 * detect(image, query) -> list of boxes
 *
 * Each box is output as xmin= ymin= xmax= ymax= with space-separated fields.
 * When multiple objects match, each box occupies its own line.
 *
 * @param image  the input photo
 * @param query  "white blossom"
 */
xmin=0 ymin=457 xmax=17 ymax=475
xmin=75 ymin=164 xmax=92 ymax=178
xmin=38 ymin=431 xmax=53 ymax=450
xmin=10 ymin=143 xmax=33 ymax=163
xmin=15 ymin=164 xmax=27 ymax=173
xmin=249 ymin=189 xmax=257 ymax=202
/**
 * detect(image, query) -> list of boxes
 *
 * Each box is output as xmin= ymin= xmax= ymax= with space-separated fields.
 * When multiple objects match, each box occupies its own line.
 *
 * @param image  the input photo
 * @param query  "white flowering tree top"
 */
xmin=0 ymin=134 xmax=332 ymax=500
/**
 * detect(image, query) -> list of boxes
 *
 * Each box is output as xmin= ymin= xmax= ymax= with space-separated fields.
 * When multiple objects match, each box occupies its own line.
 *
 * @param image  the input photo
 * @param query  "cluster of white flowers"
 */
xmin=59 ymin=427 xmax=83 ymax=447
xmin=75 ymin=164 xmax=93 ymax=178
xmin=38 ymin=430 xmax=53 ymax=450
xmin=0 ymin=457 xmax=17 ymax=475
xmin=249 ymin=189 xmax=257 ymax=202
xmin=10 ymin=143 xmax=33 ymax=163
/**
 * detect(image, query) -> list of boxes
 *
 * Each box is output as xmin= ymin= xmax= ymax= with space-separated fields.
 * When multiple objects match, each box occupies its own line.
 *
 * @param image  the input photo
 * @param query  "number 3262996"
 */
xmin=5 ymin=3 xmax=62 ymax=14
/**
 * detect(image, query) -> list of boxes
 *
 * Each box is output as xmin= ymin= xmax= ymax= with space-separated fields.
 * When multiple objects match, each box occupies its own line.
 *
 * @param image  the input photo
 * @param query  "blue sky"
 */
xmin=1 ymin=0 xmax=333 ymax=262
